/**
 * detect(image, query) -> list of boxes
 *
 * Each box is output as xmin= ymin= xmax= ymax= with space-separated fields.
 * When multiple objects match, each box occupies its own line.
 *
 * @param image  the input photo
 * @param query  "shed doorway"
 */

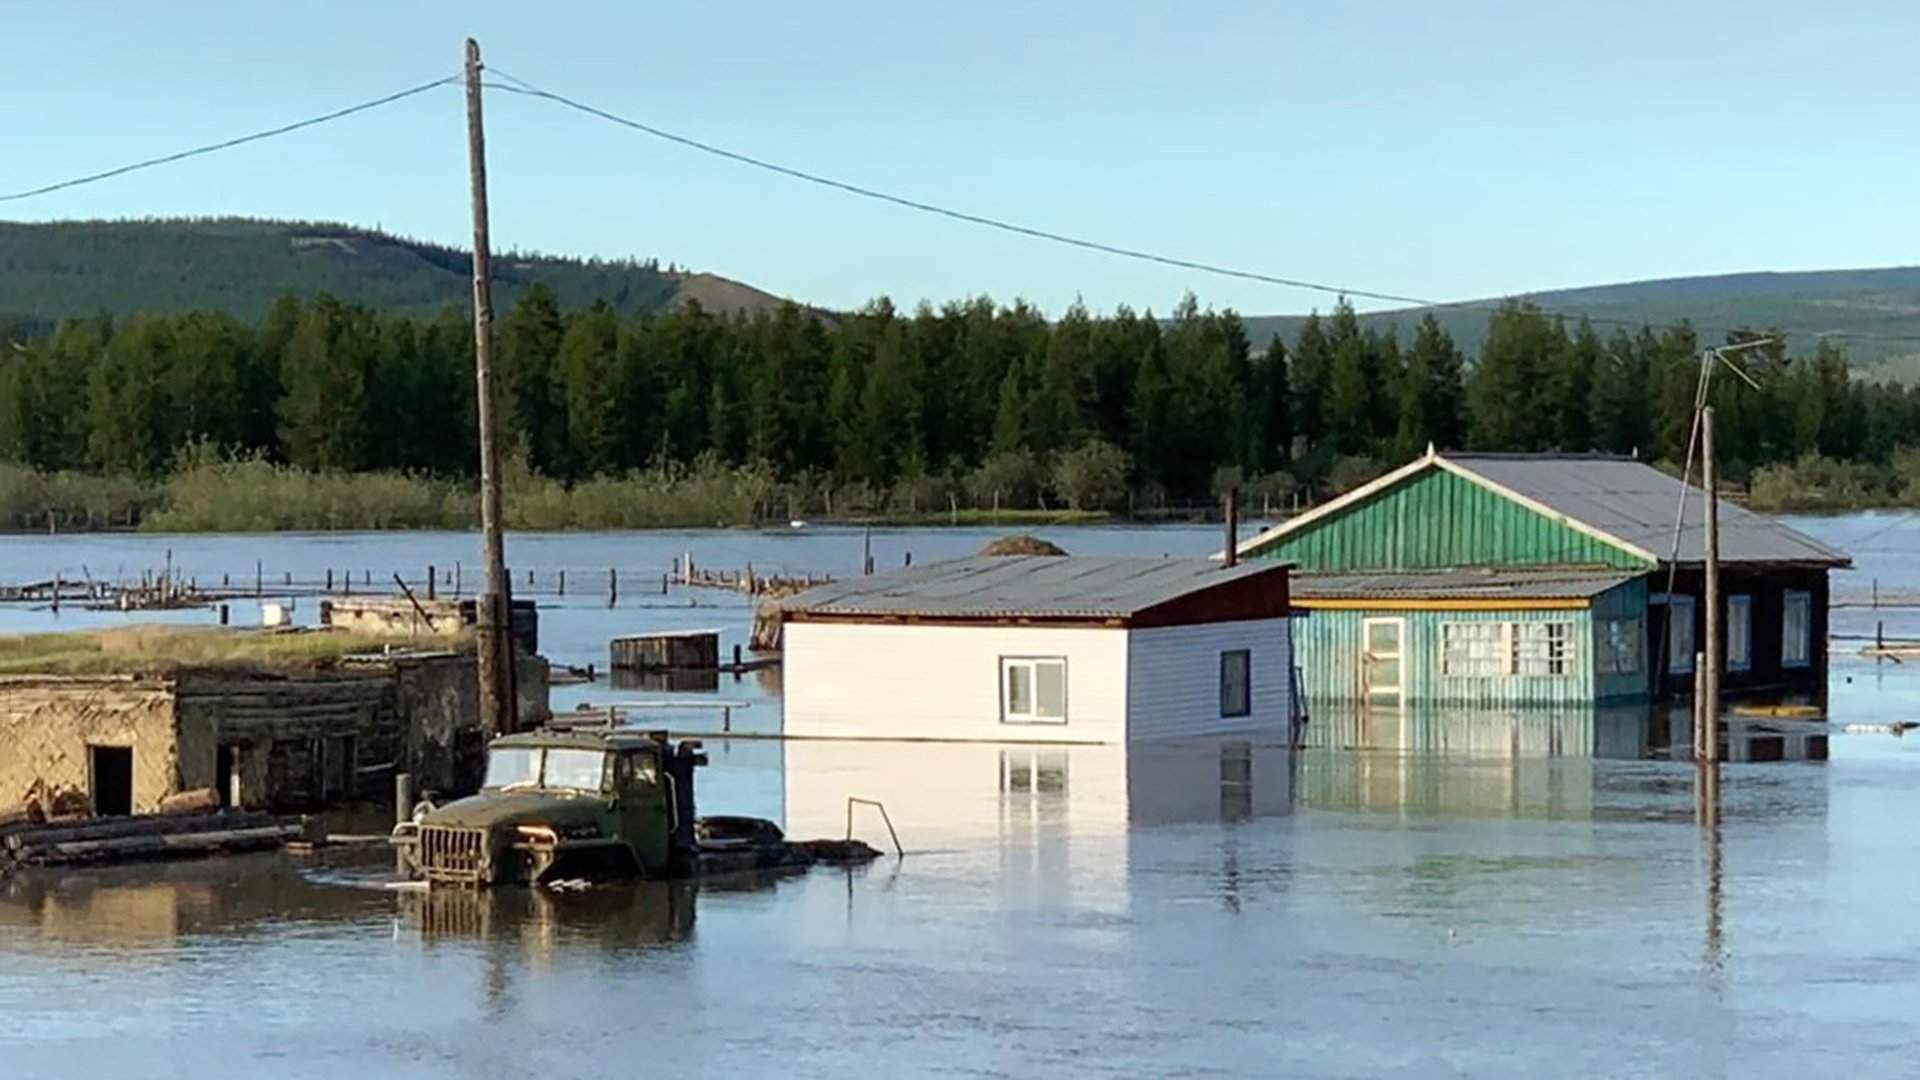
xmin=1361 ymin=618 xmax=1406 ymax=708
xmin=89 ymin=745 xmax=134 ymax=817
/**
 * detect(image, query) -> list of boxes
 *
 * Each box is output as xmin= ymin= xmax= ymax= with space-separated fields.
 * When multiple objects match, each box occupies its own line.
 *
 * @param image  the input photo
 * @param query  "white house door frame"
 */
xmin=1361 ymin=617 xmax=1406 ymax=709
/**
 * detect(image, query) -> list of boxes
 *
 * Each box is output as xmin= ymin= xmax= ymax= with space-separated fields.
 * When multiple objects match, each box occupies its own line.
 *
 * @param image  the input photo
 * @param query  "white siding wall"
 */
xmin=1124 ymin=618 xmax=1295 ymax=741
xmin=783 ymin=622 xmax=1130 ymax=743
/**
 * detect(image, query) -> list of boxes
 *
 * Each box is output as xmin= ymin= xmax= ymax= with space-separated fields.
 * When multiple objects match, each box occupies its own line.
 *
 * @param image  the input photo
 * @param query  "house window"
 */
xmin=1513 ymin=621 xmax=1576 ymax=676
xmin=1220 ymin=650 xmax=1252 ymax=717
xmin=1441 ymin=622 xmax=1509 ymax=677
xmin=1001 ymin=657 xmax=1067 ymax=724
xmin=1596 ymin=618 xmax=1644 ymax=676
xmin=1666 ymin=596 xmax=1697 ymax=674
xmin=1782 ymin=590 xmax=1812 ymax=669
xmin=1727 ymin=595 xmax=1752 ymax=672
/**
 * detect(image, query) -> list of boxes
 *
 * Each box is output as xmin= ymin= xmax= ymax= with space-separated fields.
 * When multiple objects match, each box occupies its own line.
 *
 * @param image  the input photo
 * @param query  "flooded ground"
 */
xmin=5 ymin=732 xmax=1920 ymax=1078
xmin=3 ymin=517 xmax=1918 ymax=1076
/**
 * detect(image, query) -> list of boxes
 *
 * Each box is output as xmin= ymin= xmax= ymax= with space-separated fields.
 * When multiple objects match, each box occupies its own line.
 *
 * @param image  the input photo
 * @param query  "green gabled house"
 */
xmin=1237 ymin=449 xmax=1850 ymax=711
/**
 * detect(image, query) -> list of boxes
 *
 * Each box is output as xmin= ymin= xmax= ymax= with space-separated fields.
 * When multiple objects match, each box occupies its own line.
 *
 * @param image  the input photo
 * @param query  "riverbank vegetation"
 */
xmin=3 ymin=288 xmax=1918 ymax=531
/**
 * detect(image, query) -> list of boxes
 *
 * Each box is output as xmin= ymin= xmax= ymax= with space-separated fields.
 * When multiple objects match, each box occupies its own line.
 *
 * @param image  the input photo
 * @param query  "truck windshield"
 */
xmin=484 ymin=748 xmax=541 ymax=789
xmin=541 ymin=749 xmax=609 ymax=792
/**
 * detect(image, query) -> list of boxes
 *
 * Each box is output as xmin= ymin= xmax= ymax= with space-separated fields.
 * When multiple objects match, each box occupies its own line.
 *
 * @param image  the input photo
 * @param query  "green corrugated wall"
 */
xmin=1294 ymin=579 xmax=1650 ymax=710
xmin=1252 ymin=467 xmax=1652 ymax=571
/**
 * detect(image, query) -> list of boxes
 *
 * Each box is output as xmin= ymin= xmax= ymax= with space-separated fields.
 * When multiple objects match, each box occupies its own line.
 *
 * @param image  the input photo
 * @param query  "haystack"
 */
xmin=978 ymin=535 xmax=1068 ymax=557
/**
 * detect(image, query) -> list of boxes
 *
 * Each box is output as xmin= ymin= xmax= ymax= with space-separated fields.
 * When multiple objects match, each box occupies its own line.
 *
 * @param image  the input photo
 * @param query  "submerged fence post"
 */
xmin=395 ymin=772 xmax=415 ymax=876
xmin=609 ymin=568 xmax=618 ymax=608
xmin=395 ymin=773 xmax=414 ymax=826
xmin=427 ymin=565 xmax=436 ymax=601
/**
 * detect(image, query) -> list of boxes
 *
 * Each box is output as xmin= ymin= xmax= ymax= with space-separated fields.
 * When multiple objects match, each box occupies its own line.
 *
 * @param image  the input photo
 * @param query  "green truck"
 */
xmin=393 ymin=726 xmax=876 ymax=886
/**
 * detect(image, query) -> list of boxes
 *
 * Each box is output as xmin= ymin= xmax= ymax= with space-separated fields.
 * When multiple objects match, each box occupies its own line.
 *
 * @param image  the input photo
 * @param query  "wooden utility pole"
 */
xmin=1701 ymin=406 xmax=1721 ymax=762
xmin=466 ymin=38 xmax=516 ymax=737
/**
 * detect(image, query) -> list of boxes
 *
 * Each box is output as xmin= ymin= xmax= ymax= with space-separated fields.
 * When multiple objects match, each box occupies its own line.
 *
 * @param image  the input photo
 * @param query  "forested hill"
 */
xmin=1242 ymin=266 xmax=1920 ymax=378
xmin=0 ymin=217 xmax=788 ymax=323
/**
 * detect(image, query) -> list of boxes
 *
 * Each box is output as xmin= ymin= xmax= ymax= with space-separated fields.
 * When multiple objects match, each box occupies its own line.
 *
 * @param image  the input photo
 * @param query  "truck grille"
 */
xmin=418 ymin=826 xmax=487 ymax=884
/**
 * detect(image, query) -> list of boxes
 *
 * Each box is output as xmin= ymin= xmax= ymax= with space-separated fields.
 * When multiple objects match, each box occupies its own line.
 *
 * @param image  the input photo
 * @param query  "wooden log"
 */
xmin=0 ymin=802 xmax=46 ymax=831
xmin=5 ymin=810 xmax=274 ymax=850
xmin=159 ymin=788 xmax=221 ymax=816
xmin=37 ymin=825 xmax=298 ymax=865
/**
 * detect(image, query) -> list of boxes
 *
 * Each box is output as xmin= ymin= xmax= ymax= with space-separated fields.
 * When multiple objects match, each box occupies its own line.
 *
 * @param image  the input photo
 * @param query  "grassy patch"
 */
xmin=0 ymin=626 xmax=463 ymax=676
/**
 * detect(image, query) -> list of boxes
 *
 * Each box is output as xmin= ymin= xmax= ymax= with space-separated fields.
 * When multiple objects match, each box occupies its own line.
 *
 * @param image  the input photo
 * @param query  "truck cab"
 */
xmin=398 ymin=729 xmax=705 ymax=886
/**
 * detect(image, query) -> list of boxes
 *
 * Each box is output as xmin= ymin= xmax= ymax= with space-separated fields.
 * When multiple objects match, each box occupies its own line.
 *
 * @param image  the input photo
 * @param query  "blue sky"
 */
xmin=7 ymin=1 xmax=1918 ymax=316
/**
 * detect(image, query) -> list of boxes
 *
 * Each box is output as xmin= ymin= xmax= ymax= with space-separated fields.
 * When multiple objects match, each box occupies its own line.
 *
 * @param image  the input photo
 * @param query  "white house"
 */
xmin=779 ymin=556 xmax=1298 ymax=744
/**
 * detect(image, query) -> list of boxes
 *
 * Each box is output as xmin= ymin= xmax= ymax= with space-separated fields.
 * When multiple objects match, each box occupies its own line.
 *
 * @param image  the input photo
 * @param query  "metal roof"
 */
xmin=1446 ymin=453 xmax=1851 ymax=567
xmin=1292 ymin=567 xmax=1639 ymax=601
xmin=779 ymin=556 xmax=1286 ymax=620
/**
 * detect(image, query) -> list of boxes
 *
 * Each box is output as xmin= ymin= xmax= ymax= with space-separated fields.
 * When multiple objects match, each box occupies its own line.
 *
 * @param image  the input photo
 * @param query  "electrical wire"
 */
xmin=479 ymin=71 xmax=1920 ymax=347
xmin=0 ymin=75 xmax=459 ymax=203
xmin=7 ymin=61 xmax=1920 ymax=352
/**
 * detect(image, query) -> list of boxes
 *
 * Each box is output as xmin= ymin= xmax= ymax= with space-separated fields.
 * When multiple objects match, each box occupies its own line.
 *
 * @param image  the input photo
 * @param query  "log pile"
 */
xmin=0 ymin=808 xmax=297 ymax=874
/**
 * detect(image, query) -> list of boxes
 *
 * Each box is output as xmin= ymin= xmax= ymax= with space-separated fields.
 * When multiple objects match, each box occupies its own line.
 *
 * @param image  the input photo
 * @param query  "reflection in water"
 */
xmin=399 ymin=881 xmax=697 ymax=952
xmin=608 ymin=667 xmax=720 ymax=693
xmin=782 ymin=738 xmax=1296 ymax=846
xmin=1697 ymin=761 xmax=1724 ymax=975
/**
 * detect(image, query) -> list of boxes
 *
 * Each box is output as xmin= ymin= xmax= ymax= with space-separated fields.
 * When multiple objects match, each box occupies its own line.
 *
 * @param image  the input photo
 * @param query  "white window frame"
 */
xmin=1000 ymin=656 xmax=1068 ymax=724
xmin=1512 ymin=621 xmax=1577 ymax=677
xmin=1665 ymin=595 xmax=1697 ymax=675
xmin=1440 ymin=622 xmax=1513 ymax=678
xmin=1782 ymin=590 xmax=1813 ymax=669
xmin=1727 ymin=595 xmax=1752 ymax=673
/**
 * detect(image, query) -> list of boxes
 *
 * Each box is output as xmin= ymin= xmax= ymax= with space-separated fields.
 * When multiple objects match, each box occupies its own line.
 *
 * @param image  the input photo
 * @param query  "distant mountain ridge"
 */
xmin=0 ymin=217 xmax=788 ymax=324
xmin=1240 ymin=266 xmax=1920 ymax=377
xmin=5 ymin=218 xmax=1918 ymax=378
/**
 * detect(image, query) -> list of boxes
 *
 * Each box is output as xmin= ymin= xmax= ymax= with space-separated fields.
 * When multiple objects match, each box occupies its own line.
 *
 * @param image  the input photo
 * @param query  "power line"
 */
xmin=0 ymin=75 xmax=458 ymax=203
xmin=6 ymin=61 xmax=1919 ymax=350
xmin=481 ymin=71 xmax=1920 ymax=347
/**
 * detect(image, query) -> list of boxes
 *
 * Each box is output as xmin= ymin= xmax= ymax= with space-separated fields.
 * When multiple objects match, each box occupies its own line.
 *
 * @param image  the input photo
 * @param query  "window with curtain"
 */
xmin=1596 ymin=618 xmax=1643 ymax=675
xmin=1782 ymin=590 xmax=1812 ymax=668
xmin=1727 ymin=595 xmax=1752 ymax=672
xmin=1513 ymin=621 xmax=1576 ymax=676
xmin=1666 ymin=596 xmax=1697 ymax=674
xmin=1441 ymin=622 xmax=1508 ymax=677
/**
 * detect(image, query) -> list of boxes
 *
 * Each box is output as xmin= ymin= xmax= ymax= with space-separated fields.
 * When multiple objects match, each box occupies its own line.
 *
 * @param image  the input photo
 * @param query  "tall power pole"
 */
xmin=466 ymin=38 xmax=516 ymax=737
xmin=1701 ymin=405 xmax=1720 ymax=762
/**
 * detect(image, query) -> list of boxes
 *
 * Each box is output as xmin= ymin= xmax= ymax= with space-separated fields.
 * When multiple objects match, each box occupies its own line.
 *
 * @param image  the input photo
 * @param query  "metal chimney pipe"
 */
xmin=1223 ymin=487 xmax=1240 ymax=568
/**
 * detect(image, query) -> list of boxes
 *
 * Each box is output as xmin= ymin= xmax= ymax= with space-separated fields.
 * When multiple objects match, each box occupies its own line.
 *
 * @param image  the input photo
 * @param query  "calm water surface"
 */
xmin=2 ymin=517 xmax=1918 ymax=1077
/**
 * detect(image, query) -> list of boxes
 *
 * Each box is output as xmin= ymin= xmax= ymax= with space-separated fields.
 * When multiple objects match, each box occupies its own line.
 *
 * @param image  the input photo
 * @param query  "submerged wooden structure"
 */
xmin=611 ymin=630 xmax=720 ymax=672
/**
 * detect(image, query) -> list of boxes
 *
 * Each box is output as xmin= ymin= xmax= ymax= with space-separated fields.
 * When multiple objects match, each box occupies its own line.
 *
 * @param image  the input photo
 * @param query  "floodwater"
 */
xmin=3 ymin=515 xmax=1919 ymax=1077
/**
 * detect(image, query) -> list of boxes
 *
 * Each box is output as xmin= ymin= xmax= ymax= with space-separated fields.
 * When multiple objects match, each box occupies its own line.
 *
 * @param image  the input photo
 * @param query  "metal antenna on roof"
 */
xmin=1654 ymin=337 xmax=1776 ymax=716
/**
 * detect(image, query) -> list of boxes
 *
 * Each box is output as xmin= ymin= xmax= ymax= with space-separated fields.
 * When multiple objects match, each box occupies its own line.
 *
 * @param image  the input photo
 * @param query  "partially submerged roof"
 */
xmin=780 ymin=555 xmax=1289 ymax=626
xmin=1240 ymin=450 xmax=1849 ymax=568
xmin=1293 ymin=568 xmax=1639 ymax=609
